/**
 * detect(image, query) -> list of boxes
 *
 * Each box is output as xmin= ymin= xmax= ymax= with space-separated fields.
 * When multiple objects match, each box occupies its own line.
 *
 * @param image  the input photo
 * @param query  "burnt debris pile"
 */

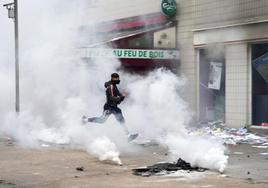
xmin=132 ymin=158 xmax=207 ymax=177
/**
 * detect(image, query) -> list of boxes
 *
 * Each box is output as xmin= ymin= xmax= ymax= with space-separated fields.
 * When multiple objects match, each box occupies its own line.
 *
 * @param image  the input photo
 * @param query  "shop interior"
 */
xmin=252 ymin=43 xmax=268 ymax=125
xmin=199 ymin=48 xmax=225 ymax=122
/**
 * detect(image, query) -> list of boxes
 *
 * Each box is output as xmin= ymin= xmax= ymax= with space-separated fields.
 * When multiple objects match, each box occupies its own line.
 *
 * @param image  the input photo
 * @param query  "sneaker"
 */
xmin=128 ymin=133 xmax=139 ymax=142
xmin=81 ymin=115 xmax=88 ymax=124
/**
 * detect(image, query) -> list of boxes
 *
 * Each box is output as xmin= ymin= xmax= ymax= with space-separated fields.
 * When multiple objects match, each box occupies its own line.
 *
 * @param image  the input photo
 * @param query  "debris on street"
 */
xmin=189 ymin=121 xmax=268 ymax=145
xmin=259 ymin=152 xmax=268 ymax=156
xmin=233 ymin=152 xmax=244 ymax=155
xmin=260 ymin=122 xmax=268 ymax=127
xmin=132 ymin=158 xmax=207 ymax=177
xmin=0 ymin=180 xmax=17 ymax=188
xmin=252 ymin=145 xmax=268 ymax=149
xmin=76 ymin=167 xmax=84 ymax=171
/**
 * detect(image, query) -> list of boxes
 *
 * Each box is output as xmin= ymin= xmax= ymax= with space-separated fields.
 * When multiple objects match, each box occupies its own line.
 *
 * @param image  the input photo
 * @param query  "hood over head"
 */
xmin=104 ymin=81 xmax=112 ymax=88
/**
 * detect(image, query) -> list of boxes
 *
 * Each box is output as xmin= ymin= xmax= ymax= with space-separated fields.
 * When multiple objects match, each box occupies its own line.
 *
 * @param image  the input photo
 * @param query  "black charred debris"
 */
xmin=76 ymin=166 xmax=84 ymax=171
xmin=132 ymin=158 xmax=207 ymax=177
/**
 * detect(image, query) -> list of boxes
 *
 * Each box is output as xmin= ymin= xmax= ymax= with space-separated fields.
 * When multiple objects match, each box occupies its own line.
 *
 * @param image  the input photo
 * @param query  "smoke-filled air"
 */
xmin=0 ymin=0 xmax=228 ymax=172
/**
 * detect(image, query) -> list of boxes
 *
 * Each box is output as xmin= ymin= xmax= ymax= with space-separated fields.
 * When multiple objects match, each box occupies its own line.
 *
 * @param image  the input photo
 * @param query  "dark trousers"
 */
xmin=88 ymin=104 xmax=128 ymax=134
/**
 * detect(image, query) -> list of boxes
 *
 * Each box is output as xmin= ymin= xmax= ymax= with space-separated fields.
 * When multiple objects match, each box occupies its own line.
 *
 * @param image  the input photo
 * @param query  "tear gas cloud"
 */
xmin=0 ymin=0 xmax=228 ymax=171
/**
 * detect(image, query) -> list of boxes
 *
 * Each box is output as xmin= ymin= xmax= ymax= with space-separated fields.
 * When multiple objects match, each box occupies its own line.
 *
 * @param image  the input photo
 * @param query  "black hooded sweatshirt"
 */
xmin=104 ymin=81 xmax=124 ymax=107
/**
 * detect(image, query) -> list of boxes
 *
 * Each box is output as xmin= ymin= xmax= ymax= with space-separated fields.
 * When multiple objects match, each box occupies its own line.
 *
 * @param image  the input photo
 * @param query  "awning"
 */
xmin=97 ymin=12 xmax=169 ymax=33
xmin=80 ymin=12 xmax=176 ymax=47
xmin=83 ymin=21 xmax=175 ymax=48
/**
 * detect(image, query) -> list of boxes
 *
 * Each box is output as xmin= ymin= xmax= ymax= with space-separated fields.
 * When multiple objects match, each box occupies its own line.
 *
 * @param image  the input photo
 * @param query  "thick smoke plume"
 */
xmin=0 ymin=0 xmax=228 ymax=171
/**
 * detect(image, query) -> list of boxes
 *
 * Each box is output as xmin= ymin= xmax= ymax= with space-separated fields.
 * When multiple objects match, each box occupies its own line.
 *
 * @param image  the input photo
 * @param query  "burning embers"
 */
xmin=132 ymin=158 xmax=207 ymax=177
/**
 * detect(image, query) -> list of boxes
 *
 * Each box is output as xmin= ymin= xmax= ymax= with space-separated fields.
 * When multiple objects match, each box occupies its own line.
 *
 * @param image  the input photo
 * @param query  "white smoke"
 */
xmin=0 ymin=0 xmax=122 ymax=165
xmin=124 ymin=69 xmax=190 ymax=138
xmin=122 ymin=69 xmax=228 ymax=172
xmin=88 ymin=137 xmax=122 ymax=165
xmin=164 ymin=134 xmax=228 ymax=173
xmin=0 ymin=0 xmax=228 ymax=171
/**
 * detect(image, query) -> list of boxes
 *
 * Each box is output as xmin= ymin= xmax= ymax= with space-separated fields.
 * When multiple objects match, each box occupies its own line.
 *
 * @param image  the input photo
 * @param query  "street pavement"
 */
xmin=225 ymin=144 xmax=268 ymax=181
xmin=0 ymin=136 xmax=268 ymax=188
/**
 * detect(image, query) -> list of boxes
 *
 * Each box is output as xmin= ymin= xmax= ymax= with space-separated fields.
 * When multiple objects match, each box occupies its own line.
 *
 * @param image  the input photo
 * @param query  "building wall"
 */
xmin=178 ymin=0 xmax=268 ymax=127
xmin=192 ymin=1 xmax=268 ymax=128
xmin=193 ymin=23 xmax=268 ymax=128
xmin=82 ymin=0 xmax=161 ymax=23
xmin=225 ymin=44 xmax=250 ymax=128
xmin=194 ymin=0 xmax=268 ymax=30
xmin=175 ymin=0 xmax=197 ymax=115
xmin=154 ymin=27 xmax=176 ymax=49
xmin=193 ymin=23 xmax=268 ymax=46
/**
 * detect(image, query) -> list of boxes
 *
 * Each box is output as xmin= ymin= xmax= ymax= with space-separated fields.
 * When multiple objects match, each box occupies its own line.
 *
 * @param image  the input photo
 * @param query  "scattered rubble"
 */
xmin=233 ymin=152 xmax=244 ymax=155
xmin=0 ymin=180 xmax=17 ymax=188
xmin=189 ymin=121 xmax=268 ymax=145
xmin=259 ymin=153 xmax=268 ymax=156
xmin=132 ymin=158 xmax=207 ymax=177
xmin=252 ymin=145 xmax=268 ymax=149
xmin=76 ymin=166 xmax=84 ymax=171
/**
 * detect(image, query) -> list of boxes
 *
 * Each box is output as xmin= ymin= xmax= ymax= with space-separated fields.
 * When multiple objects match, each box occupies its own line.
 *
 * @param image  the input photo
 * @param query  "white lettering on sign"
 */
xmin=80 ymin=48 xmax=180 ymax=60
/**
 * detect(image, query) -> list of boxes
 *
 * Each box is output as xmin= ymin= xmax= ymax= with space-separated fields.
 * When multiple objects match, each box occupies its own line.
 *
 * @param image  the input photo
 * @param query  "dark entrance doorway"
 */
xmin=252 ymin=43 xmax=268 ymax=125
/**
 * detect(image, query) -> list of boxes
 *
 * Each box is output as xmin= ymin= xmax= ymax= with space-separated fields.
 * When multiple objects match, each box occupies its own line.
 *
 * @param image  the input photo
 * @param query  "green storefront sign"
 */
xmin=81 ymin=48 xmax=180 ymax=60
xmin=161 ymin=0 xmax=177 ymax=17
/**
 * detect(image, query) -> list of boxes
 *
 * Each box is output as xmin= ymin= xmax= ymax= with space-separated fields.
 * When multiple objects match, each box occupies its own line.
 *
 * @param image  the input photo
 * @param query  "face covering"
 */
xmin=111 ymin=79 xmax=120 ymax=85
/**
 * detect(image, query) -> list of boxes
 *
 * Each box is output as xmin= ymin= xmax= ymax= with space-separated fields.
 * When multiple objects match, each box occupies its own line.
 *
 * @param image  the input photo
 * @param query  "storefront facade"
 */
xmin=192 ymin=0 xmax=268 ymax=127
xmin=80 ymin=11 xmax=179 ymax=72
xmin=80 ymin=0 xmax=268 ymax=128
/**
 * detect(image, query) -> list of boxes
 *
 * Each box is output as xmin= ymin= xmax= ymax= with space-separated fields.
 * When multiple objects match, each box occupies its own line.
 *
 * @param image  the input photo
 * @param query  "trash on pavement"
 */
xmin=76 ymin=167 xmax=84 ymax=171
xmin=233 ymin=152 xmax=244 ymax=155
xmin=260 ymin=122 xmax=268 ymax=127
xmin=132 ymin=158 xmax=207 ymax=177
xmin=252 ymin=145 xmax=268 ymax=149
xmin=190 ymin=121 xmax=268 ymax=145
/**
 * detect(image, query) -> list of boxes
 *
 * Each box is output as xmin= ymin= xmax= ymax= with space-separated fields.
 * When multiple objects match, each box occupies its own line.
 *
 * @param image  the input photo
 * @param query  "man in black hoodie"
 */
xmin=82 ymin=73 xmax=138 ymax=141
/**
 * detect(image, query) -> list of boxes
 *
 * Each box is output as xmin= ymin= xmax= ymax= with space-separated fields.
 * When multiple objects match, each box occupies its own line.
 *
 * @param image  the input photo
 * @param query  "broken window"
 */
xmin=199 ymin=48 xmax=225 ymax=122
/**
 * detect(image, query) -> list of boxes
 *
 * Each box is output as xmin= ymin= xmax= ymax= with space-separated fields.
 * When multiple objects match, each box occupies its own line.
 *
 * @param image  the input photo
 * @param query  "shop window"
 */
xmin=199 ymin=48 xmax=225 ymax=122
xmin=128 ymin=34 xmax=153 ymax=49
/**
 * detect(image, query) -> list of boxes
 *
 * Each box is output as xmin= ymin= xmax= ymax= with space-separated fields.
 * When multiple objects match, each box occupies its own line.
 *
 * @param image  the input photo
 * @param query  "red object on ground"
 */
xmin=260 ymin=122 xmax=268 ymax=127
